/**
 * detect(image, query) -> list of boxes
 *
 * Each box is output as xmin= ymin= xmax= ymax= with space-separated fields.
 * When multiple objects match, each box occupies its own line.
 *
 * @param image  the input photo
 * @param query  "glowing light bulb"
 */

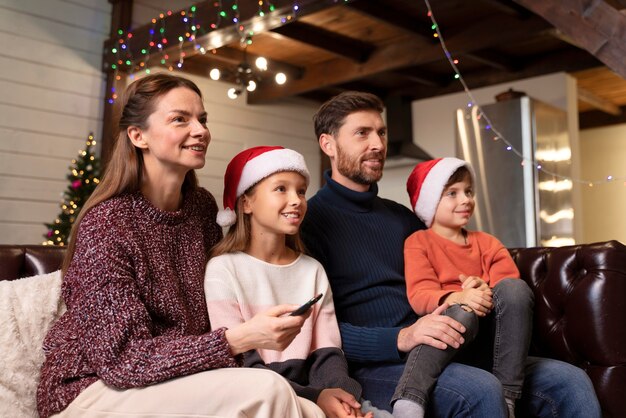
xmin=209 ymin=68 xmax=221 ymax=80
xmin=227 ymin=88 xmax=240 ymax=99
xmin=255 ymin=57 xmax=268 ymax=71
xmin=275 ymin=72 xmax=287 ymax=85
xmin=247 ymin=80 xmax=257 ymax=92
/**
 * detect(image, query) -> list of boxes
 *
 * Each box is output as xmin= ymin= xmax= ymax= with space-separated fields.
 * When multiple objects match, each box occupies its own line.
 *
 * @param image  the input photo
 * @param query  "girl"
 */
xmin=205 ymin=146 xmax=374 ymax=418
xmin=37 ymin=74 xmax=318 ymax=418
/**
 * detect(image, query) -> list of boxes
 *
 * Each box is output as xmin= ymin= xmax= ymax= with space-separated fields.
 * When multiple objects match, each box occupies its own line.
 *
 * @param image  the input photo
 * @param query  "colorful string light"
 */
xmin=105 ymin=0 xmax=278 ymax=104
xmin=424 ymin=0 xmax=625 ymax=187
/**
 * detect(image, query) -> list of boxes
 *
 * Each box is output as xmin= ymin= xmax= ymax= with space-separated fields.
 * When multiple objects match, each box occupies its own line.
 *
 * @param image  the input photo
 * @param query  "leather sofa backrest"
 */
xmin=0 ymin=245 xmax=65 ymax=282
xmin=1 ymin=241 xmax=625 ymax=416
xmin=509 ymin=240 xmax=626 ymax=418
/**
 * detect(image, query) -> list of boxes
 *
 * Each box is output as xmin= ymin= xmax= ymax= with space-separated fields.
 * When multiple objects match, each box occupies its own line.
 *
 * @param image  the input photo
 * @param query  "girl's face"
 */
xmin=132 ymin=87 xmax=210 ymax=180
xmin=243 ymin=171 xmax=308 ymax=237
xmin=432 ymin=178 xmax=475 ymax=231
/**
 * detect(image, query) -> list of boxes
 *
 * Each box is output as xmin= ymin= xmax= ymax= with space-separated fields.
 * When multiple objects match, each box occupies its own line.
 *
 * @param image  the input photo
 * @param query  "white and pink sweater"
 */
xmin=204 ymin=252 xmax=361 ymax=401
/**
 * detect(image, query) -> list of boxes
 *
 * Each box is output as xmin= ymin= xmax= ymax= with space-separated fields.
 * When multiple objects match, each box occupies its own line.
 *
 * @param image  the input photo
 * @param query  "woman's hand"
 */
xmin=224 ymin=304 xmax=310 ymax=355
xmin=317 ymin=389 xmax=374 ymax=418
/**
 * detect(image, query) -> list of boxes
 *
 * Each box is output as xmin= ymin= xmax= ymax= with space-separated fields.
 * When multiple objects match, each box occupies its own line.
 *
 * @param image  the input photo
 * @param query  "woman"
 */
xmin=36 ymin=73 xmax=323 ymax=418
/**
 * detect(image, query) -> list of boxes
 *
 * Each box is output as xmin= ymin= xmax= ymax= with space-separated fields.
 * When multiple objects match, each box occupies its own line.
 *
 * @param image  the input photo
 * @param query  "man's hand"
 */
xmin=317 ymin=389 xmax=373 ymax=418
xmin=397 ymin=303 xmax=466 ymax=352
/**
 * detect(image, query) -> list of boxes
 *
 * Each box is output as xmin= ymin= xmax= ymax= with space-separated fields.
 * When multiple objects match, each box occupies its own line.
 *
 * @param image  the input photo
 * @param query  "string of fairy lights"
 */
xmin=106 ymin=0 xmax=293 ymax=103
xmin=106 ymin=0 xmax=622 ymax=187
xmin=423 ymin=0 xmax=625 ymax=188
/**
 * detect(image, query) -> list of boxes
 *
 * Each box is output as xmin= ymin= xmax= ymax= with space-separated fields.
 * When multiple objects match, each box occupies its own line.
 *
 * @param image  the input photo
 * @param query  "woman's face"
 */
xmin=137 ymin=86 xmax=210 ymax=179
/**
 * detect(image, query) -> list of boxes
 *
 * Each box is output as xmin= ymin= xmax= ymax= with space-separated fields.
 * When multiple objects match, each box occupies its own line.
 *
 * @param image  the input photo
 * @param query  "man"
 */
xmin=300 ymin=91 xmax=601 ymax=417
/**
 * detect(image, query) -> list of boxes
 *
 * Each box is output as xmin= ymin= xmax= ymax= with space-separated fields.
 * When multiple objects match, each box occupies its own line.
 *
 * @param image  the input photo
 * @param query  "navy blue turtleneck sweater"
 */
xmin=301 ymin=170 xmax=425 ymax=363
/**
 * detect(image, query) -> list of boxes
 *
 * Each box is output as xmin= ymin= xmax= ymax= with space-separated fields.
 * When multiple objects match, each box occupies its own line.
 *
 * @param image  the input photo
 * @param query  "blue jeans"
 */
xmin=392 ymin=279 xmax=533 ymax=407
xmin=458 ymin=279 xmax=534 ymax=399
xmin=352 ymin=357 xmax=601 ymax=417
xmin=392 ymin=304 xmax=479 ymax=407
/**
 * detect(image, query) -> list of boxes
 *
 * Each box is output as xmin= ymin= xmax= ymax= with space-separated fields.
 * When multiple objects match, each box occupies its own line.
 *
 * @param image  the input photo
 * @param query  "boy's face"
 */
xmin=433 ymin=178 xmax=475 ymax=230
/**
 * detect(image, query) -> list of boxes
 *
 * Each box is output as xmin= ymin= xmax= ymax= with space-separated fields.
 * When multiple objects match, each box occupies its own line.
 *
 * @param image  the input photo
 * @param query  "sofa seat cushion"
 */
xmin=0 ymin=270 xmax=65 ymax=417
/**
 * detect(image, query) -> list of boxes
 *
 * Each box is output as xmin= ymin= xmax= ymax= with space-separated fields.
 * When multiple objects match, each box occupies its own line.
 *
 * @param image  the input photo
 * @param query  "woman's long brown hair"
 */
xmin=62 ymin=74 xmax=202 ymax=274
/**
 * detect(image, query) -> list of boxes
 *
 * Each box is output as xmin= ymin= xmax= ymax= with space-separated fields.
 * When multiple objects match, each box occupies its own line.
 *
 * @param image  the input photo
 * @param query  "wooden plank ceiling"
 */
xmin=103 ymin=0 xmax=626 ymax=122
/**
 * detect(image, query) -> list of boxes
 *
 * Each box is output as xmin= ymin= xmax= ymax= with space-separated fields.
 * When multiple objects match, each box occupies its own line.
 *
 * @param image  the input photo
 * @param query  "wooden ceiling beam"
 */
xmin=271 ymin=21 xmax=374 ymax=62
xmin=102 ymin=0 xmax=339 ymax=74
xmin=193 ymin=46 xmax=304 ymax=79
xmin=513 ymin=0 xmax=626 ymax=79
xmin=579 ymin=104 xmax=626 ymax=129
xmin=392 ymin=68 xmax=448 ymax=88
xmin=464 ymin=49 xmax=521 ymax=72
xmin=577 ymin=86 xmax=622 ymax=116
xmin=346 ymin=0 xmax=434 ymax=40
xmin=249 ymin=14 xmax=551 ymax=103
xmin=401 ymin=48 xmax=601 ymax=100
xmin=477 ymin=0 xmax=534 ymax=18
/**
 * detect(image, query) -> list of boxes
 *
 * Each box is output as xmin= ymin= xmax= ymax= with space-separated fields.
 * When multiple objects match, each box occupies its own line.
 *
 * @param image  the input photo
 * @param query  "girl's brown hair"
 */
xmin=62 ymin=73 xmax=203 ymax=273
xmin=210 ymin=181 xmax=306 ymax=258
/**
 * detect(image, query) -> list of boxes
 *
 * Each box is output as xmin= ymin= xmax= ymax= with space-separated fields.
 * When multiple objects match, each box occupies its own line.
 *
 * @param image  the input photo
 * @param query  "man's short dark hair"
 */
xmin=313 ymin=91 xmax=384 ymax=140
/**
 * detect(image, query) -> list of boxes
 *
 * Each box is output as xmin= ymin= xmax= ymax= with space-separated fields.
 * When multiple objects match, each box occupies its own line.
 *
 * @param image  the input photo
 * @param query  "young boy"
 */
xmin=393 ymin=157 xmax=534 ymax=418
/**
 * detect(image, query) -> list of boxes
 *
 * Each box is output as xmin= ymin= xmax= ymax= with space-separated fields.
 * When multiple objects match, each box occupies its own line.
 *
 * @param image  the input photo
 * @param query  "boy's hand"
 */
xmin=449 ymin=275 xmax=493 ymax=316
xmin=317 ymin=389 xmax=373 ymax=418
xmin=460 ymin=274 xmax=490 ymax=292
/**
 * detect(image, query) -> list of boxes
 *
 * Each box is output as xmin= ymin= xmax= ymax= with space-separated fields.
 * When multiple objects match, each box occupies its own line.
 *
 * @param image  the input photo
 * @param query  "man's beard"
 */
xmin=336 ymin=145 xmax=385 ymax=185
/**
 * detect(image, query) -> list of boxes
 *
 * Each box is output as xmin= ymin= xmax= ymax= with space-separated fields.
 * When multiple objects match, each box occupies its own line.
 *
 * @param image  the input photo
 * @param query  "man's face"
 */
xmin=327 ymin=110 xmax=387 ymax=190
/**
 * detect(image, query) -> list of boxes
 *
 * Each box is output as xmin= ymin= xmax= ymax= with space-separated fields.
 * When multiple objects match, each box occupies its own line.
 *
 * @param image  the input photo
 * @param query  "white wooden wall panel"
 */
xmin=0 ymin=128 xmax=87 ymax=159
xmin=62 ymin=0 xmax=110 ymax=13
xmin=0 ymin=176 xmax=67 ymax=202
xmin=0 ymin=0 xmax=110 ymax=244
xmin=0 ymin=6 xmax=108 ymax=51
xmin=0 ymin=103 xmax=102 ymax=139
xmin=0 ymin=81 xmax=102 ymax=119
xmin=0 ymin=224 xmax=49 ymax=244
xmin=0 ymin=56 xmax=105 ymax=95
xmin=0 ymin=3 xmax=321 ymax=244
xmin=0 ymin=0 xmax=110 ymax=34
xmin=0 ymin=33 xmax=102 ymax=75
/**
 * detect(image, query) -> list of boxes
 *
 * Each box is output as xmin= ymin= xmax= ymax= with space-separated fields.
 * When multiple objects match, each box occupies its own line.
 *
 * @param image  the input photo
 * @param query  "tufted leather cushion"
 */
xmin=0 ymin=245 xmax=65 ymax=282
xmin=1 ymin=242 xmax=625 ymax=416
xmin=509 ymin=240 xmax=626 ymax=418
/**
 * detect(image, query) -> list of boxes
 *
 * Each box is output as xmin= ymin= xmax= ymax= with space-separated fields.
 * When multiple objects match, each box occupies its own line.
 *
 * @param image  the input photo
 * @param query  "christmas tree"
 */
xmin=43 ymin=133 xmax=101 ymax=246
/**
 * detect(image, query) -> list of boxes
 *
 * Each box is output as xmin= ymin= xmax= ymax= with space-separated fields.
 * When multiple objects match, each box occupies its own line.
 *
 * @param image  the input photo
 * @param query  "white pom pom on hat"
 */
xmin=217 ymin=146 xmax=310 ymax=227
xmin=406 ymin=157 xmax=474 ymax=227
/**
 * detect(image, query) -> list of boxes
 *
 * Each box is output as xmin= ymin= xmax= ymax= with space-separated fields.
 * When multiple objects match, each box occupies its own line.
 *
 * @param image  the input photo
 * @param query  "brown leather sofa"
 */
xmin=2 ymin=241 xmax=625 ymax=417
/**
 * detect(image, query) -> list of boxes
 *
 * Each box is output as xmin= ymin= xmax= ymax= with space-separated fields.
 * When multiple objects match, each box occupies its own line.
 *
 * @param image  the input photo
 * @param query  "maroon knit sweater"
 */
xmin=36 ymin=188 xmax=235 ymax=418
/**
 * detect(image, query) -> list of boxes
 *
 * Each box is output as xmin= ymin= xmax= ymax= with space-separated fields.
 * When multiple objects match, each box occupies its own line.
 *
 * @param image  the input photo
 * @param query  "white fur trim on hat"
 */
xmin=216 ymin=208 xmax=236 ymax=228
xmin=414 ymin=158 xmax=472 ymax=227
xmin=236 ymin=148 xmax=310 ymax=197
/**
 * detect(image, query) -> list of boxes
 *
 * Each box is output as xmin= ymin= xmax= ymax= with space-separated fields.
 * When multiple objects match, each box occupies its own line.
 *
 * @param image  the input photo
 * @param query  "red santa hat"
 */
xmin=217 ymin=146 xmax=310 ymax=227
xmin=406 ymin=157 xmax=474 ymax=227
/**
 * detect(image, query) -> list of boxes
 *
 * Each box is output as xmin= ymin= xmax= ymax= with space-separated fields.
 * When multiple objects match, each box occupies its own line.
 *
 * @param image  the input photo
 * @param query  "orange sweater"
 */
xmin=404 ymin=229 xmax=520 ymax=315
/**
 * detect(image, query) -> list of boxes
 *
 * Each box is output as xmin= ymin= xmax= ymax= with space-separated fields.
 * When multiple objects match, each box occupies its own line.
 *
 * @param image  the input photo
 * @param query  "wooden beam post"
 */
xmin=514 ymin=0 xmax=626 ymax=79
